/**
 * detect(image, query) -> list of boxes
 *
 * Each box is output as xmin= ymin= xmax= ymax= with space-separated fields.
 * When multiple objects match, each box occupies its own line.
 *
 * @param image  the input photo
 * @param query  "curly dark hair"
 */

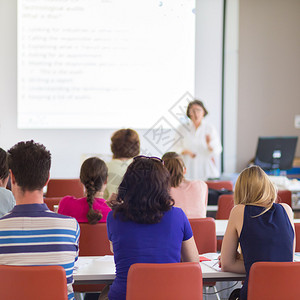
xmin=186 ymin=100 xmax=208 ymax=118
xmin=80 ymin=157 xmax=108 ymax=224
xmin=7 ymin=140 xmax=51 ymax=191
xmin=0 ymin=148 xmax=9 ymax=181
xmin=111 ymin=129 xmax=140 ymax=159
xmin=111 ymin=157 xmax=174 ymax=224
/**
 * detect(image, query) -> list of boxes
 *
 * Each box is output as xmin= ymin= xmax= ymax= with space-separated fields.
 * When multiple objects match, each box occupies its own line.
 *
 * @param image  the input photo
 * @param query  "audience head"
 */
xmin=111 ymin=128 xmax=140 ymax=159
xmin=186 ymin=100 xmax=208 ymax=122
xmin=8 ymin=140 xmax=51 ymax=192
xmin=112 ymin=156 xmax=174 ymax=224
xmin=80 ymin=157 xmax=108 ymax=224
xmin=234 ymin=165 xmax=277 ymax=209
xmin=0 ymin=148 xmax=9 ymax=183
xmin=162 ymin=152 xmax=186 ymax=188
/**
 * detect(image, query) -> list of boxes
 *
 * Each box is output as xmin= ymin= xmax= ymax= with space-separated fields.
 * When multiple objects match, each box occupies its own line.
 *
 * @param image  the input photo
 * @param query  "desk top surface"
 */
xmin=73 ymin=255 xmax=246 ymax=284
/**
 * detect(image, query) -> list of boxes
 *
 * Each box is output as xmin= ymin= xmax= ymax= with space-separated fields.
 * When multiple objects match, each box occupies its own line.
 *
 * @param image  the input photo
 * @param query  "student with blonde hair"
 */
xmin=162 ymin=152 xmax=208 ymax=218
xmin=220 ymin=165 xmax=294 ymax=300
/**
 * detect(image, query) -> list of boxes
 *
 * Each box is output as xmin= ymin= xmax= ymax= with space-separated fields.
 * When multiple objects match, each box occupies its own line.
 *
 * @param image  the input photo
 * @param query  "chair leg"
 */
xmin=204 ymin=286 xmax=208 ymax=300
xmin=213 ymin=285 xmax=221 ymax=300
xmin=74 ymin=292 xmax=84 ymax=300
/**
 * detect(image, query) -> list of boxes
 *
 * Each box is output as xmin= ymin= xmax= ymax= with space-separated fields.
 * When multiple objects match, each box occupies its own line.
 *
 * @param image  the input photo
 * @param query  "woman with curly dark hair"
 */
xmin=58 ymin=157 xmax=111 ymax=224
xmin=104 ymin=156 xmax=199 ymax=300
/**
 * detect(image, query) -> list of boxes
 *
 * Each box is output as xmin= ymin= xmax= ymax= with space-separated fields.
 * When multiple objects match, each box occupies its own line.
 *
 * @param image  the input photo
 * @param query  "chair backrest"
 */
xmin=247 ymin=261 xmax=300 ymax=300
xmin=45 ymin=179 xmax=84 ymax=198
xmin=189 ymin=218 xmax=217 ymax=254
xmin=44 ymin=197 xmax=61 ymax=212
xmin=126 ymin=262 xmax=203 ymax=300
xmin=295 ymin=223 xmax=300 ymax=252
xmin=0 ymin=265 xmax=68 ymax=300
xmin=79 ymin=223 xmax=111 ymax=256
xmin=215 ymin=194 xmax=234 ymax=220
xmin=205 ymin=180 xmax=233 ymax=191
xmin=276 ymin=190 xmax=292 ymax=207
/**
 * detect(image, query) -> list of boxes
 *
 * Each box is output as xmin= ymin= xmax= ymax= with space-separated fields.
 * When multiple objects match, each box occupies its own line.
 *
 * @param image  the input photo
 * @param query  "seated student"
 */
xmin=0 ymin=148 xmax=15 ymax=217
xmin=0 ymin=140 xmax=79 ymax=300
xmin=220 ymin=165 xmax=294 ymax=300
xmin=162 ymin=152 xmax=208 ymax=218
xmin=104 ymin=156 xmax=199 ymax=300
xmin=104 ymin=128 xmax=140 ymax=199
xmin=58 ymin=157 xmax=111 ymax=224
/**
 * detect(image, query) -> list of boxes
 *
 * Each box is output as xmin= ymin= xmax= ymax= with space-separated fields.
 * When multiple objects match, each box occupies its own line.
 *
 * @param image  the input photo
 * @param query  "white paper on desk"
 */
xmin=294 ymin=253 xmax=300 ymax=262
xmin=73 ymin=258 xmax=94 ymax=272
xmin=94 ymin=255 xmax=114 ymax=262
xmin=202 ymin=260 xmax=221 ymax=271
xmin=202 ymin=252 xmax=219 ymax=260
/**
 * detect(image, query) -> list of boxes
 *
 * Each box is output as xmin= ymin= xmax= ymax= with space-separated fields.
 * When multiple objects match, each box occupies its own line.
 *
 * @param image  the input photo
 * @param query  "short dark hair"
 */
xmin=186 ymin=100 xmax=208 ymax=118
xmin=80 ymin=157 xmax=108 ymax=224
xmin=0 ymin=148 xmax=9 ymax=181
xmin=8 ymin=140 xmax=51 ymax=191
xmin=111 ymin=129 xmax=140 ymax=159
xmin=111 ymin=157 xmax=174 ymax=224
xmin=162 ymin=152 xmax=185 ymax=188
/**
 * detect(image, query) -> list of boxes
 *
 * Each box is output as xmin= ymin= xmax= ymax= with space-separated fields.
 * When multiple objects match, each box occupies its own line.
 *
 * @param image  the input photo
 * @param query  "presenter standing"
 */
xmin=176 ymin=100 xmax=222 ymax=180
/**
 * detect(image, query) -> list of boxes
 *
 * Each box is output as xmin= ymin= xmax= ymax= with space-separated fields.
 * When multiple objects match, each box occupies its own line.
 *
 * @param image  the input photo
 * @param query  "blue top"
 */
xmin=107 ymin=207 xmax=193 ymax=300
xmin=239 ymin=203 xmax=294 ymax=300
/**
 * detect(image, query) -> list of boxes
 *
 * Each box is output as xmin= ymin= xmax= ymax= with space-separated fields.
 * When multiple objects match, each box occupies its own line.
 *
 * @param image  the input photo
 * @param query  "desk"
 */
xmin=73 ymin=256 xmax=246 ymax=285
xmin=214 ymin=219 xmax=300 ymax=238
xmin=215 ymin=220 xmax=228 ymax=238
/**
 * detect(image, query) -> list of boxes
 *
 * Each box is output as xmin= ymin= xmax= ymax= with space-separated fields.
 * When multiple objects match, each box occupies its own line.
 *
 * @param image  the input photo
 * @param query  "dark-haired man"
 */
xmin=0 ymin=140 xmax=80 ymax=300
xmin=0 ymin=148 xmax=15 ymax=217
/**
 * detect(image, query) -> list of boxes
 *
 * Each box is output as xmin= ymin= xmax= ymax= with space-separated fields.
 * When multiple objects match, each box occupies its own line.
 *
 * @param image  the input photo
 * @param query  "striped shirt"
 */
xmin=0 ymin=203 xmax=80 ymax=300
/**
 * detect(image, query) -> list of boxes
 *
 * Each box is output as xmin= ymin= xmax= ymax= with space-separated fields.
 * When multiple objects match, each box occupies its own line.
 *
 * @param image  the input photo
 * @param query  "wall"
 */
xmin=0 ymin=0 xmax=224 ymax=178
xmin=237 ymin=0 xmax=300 ymax=171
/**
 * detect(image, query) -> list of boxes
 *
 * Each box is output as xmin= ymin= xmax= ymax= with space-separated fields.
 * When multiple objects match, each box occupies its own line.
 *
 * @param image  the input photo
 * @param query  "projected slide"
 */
xmin=18 ymin=0 xmax=195 ymax=129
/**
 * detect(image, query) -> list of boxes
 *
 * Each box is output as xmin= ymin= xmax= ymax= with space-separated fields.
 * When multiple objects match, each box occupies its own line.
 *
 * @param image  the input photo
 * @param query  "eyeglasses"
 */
xmin=133 ymin=155 xmax=163 ymax=164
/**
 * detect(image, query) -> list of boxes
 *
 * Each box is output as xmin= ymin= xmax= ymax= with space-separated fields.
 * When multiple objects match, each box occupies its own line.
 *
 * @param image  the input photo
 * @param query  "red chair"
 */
xmin=189 ymin=218 xmax=219 ymax=300
xmin=205 ymin=180 xmax=233 ymax=191
xmin=44 ymin=197 xmax=61 ymax=212
xmin=215 ymin=194 xmax=234 ymax=251
xmin=215 ymin=194 xmax=234 ymax=220
xmin=189 ymin=218 xmax=217 ymax=254
xmin=73 ymin=223 xmax=111 ymax=294
xmin=78 ymin=223 xmax=111 ymax=256
xmin=126 ymin=263 xmax=203 ymax=300
xmin=0 ymin=265 xmax=67 ymax=300
xmin=248 ymin=261 xmax=300 ymax=300
xmin=45 ymin=179 xmax=84 ymax=198
xmin=276 ymin=190 xmax=292 ymax=207
xmin=294 ymin=223 xmax=300 ymax=252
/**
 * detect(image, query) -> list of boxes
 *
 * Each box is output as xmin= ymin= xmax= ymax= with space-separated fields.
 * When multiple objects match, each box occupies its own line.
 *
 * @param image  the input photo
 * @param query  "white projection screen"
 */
xmin=17 ymin=0 xmax=195 ymax=129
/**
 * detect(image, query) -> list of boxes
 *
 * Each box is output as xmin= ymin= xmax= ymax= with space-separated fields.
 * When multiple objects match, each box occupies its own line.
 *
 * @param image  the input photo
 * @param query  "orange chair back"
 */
xmin=0 ymin=265 xmax=67 ymax=300
xmin=276 ymin=190 xmax=292 ymax=207
xmin=126 ymin=263 xmax=203 ymax=300
xmin=216 ymin=194 xmax=234 ymax=220
xmin=74 ymin=223 xmax=111 ymax=293
xmin=295 ymin=223 xmax=300 ymax=252
xmin=44 ymin=197 xmax=61 ymax=212
xmin=45 ymin=179 xmax=84 ymax=198
xmin=205 ymin=180 xmax=233 ymax=191
xmin=248 ymin=261 xmax=300 ymax=300
xmin=78 ymin=223 xmax=111 ymax=256
xmin=189 ymin=218 xmax=217 ymax=254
